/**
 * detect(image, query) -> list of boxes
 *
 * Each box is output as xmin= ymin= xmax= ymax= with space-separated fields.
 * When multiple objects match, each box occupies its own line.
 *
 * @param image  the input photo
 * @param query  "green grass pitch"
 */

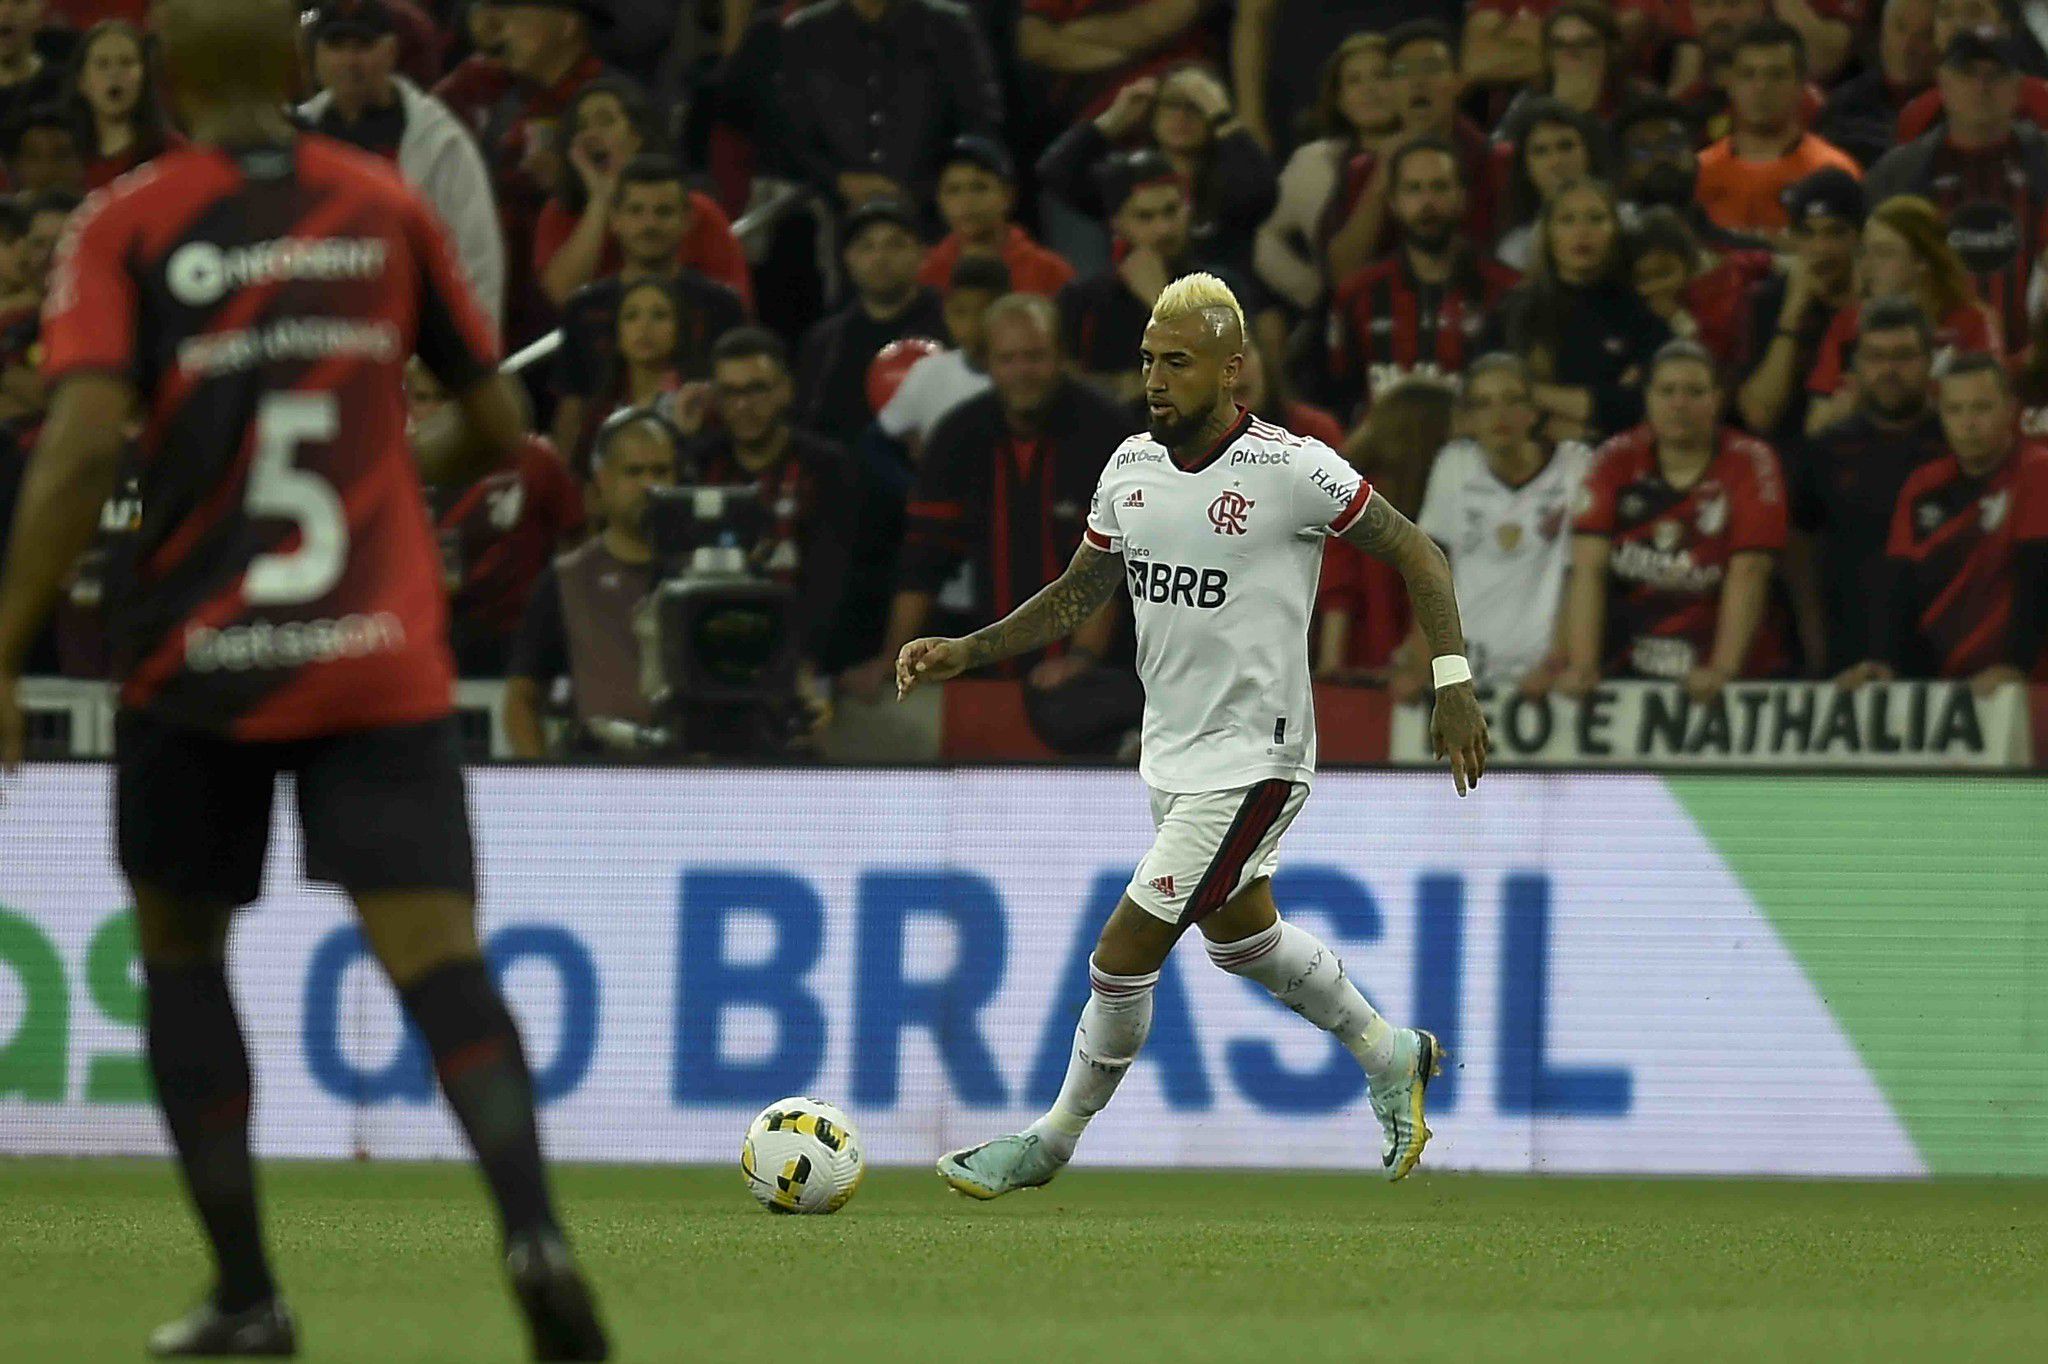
xmin=5 ymin=1160 xmax=2046 ymax=1363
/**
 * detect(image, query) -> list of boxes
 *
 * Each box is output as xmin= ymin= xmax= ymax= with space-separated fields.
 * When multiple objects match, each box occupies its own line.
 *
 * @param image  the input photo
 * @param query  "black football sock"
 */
xmin=144 ymin=962 xmax=277 ymax=1314
xmin=399 ymin=957 xmax=561 ymax=1243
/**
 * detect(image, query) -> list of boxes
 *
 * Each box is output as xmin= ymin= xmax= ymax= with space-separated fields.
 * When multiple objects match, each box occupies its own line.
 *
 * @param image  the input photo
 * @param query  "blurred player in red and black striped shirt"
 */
xmin=1844 ymin=352 xmax=2048 ymax=690
xmin=0 ymin=3 xmax=607 ymax=1357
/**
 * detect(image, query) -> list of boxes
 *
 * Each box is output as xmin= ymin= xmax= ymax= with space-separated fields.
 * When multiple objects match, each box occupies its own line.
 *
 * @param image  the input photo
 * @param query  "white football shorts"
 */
xmin=1125 ymin=779 xmax=1310 ymax=926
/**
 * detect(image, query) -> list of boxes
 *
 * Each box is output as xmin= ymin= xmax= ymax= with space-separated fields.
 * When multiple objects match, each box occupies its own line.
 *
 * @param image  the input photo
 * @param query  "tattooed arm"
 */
xmin=1339 ymin=490 xmax=1491 ymax=795
xmin=896 ymin=541 xmax=1125 ymax=697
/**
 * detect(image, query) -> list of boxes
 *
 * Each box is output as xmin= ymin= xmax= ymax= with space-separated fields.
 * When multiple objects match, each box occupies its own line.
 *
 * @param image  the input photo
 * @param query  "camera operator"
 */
xmin=505 ymin=407 xmax=675 ymax=757
xmin=679 ymin=327 xmax=853 ymax=715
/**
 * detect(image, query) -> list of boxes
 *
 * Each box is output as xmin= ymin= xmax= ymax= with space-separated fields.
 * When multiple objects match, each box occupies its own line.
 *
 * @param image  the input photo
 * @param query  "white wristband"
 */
xmin=1431 ymin=655 xmax=1473 ymax=690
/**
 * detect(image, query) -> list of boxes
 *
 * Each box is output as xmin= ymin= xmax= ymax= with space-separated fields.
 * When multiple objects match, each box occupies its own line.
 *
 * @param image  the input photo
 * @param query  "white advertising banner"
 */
xmin=1388 ymin=680 xmax=2030 ymax=768
xmin=1 ymin=766 xmax=1920 ymax=1176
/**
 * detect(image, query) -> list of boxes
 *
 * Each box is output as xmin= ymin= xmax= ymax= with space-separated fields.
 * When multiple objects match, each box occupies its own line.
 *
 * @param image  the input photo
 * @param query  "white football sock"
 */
xmin=1208 ymin=920 xmax=1399 ymax=1079
xmin=1025 ymin=960 xmax=1157 ymax=1160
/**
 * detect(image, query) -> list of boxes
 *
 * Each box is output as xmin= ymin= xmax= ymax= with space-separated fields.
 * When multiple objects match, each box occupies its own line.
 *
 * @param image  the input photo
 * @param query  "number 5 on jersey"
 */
xmin=244 ymin=393 xmax=345 ymax=606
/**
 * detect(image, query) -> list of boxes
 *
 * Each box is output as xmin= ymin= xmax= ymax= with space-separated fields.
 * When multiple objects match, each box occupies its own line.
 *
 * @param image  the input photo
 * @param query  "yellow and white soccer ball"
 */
xmin=740 ymin=1096 xmax=865 ymax=1215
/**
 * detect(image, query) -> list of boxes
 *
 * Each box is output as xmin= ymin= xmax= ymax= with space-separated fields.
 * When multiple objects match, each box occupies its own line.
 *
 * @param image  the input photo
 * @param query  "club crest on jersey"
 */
xmin=1653 ymin=520 xmax=1683 ymax=552
xmin=1981 ymin=489 xmax=2010 ymax=532
xmin=1496 ymin=522 xmax=1523 ymax=552
xmin=1123 ymin=489 xmax=1145 ymax=508
xmin=1208 ymin=490 xmax=1254 ymax=535
xmin=1696 ymin=492 xmax=1728 ymax=536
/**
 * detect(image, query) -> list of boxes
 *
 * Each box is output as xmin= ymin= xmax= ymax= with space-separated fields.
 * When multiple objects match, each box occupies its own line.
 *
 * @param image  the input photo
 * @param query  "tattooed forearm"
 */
xmin=961 ymin=542 xmax=1124 ymax=669
xmin=1340 ymin=490 xmax=1466 ymax=658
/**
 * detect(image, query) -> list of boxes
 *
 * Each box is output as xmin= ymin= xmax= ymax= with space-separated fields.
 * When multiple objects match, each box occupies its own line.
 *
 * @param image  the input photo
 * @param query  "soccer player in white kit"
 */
xmin=898 ymin=274 xmax=1490 ymax=1195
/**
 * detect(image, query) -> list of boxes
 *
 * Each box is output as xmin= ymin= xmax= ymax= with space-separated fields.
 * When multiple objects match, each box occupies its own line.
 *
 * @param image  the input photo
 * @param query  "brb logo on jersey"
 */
xmin=1208 ymin=490 xmax=1253 ymax=535
xmin=1128 ymin=559 xmax=1229 ymax=608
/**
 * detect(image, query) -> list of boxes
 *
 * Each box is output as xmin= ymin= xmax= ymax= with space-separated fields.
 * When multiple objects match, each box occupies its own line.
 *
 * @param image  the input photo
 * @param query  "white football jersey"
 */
xmin=1415 ymin=437 xmax=1591 ymax=685
xmin=1086 ymin=409 xmax=1372 ymax=794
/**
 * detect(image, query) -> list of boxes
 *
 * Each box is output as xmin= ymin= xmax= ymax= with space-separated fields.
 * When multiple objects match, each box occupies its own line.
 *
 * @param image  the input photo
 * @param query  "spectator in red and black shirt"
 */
xmin=1323 ymin=20 xmax=1502 ymax=287
xmin=1019 ymin=0 xmax=1212 ymax=131
xmin=1557 ymin=339 xmax=1789 ymax=697
xmin=1785 ymin=297 xmax=1946 ymax=674
xmin=407 ymin=360 xmax=583 ymax=677
xmin=550 ymin=155 xmax=747 ymax=463
xmin=1324 ymin=138 xmax=1520 ymax=422
xmin=1843 ymin=352 xmax=2048 ymax=688
xmin=680 ymin=327 xmax=854 ymax=673
xmin=1625 ymin=206 xmax=1774 ymax=371
xmin=849 ymin=293 xmax=1135 ymax=738
xmin=0 ymin=0 xmax=68 ymax=139
xmin=1865 ymin=29 xmax=2048 ymax=353
xmin=63 ymin=19 xmax=179 ymax=191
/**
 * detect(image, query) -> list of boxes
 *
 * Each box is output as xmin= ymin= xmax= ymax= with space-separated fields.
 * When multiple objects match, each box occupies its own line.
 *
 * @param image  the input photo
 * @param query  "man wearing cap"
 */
xmin=434 ymin=0 xmax=613 ymax=341
xmin=1895 ymin=0 xmax=2048 ymax=141
xmin=1866 ymin=26 xmax=2048 ymax=351
xmin=919 ymin=135 xmax=1076 ymax=299
xmin=300 ymin=0 xmax=505 ymax=327
xmin=1694 ymin=19 xmax=1860 ymax=236
xmin=1735 ymin=167 xmax=1863 ymax=443
xmin=778 ymin=0 xmax=1003 ymax=213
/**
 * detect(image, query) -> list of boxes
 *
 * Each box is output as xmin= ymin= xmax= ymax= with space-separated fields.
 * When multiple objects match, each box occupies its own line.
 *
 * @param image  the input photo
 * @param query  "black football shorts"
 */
xmin=115 ymin=709 xmax=477 ymax=908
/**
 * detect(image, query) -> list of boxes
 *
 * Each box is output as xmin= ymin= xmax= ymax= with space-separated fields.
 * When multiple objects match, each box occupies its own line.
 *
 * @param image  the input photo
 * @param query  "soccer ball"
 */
xmin=740 ymin=1096 xmax=865 ymax=1214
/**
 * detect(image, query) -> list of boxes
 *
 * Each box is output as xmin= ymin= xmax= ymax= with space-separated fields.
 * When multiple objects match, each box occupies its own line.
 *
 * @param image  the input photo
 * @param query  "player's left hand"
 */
xmin=0 ymin=672 xmax=22 ymax=775
xmin=1430 ymin=681 xmax=1489 ymax=798
xmin=896 ymin=637 xmax=970 ymax=699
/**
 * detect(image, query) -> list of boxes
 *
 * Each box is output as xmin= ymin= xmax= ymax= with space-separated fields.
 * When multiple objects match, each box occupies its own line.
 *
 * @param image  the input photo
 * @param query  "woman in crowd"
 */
xmin=1490 ymin=177 xmax=1669 ymax=444
xmin=1493 ymin=98 xmax=1604 ymax=274
xmin=535 ymin=75 xmax=753 ymax=311
xmin=556 ymin=278 xmax=688 ymax=472
xmin=1038 ymin=63 xmax=1278 ymax=282
xmin=1313 ymin=375 xmax=1453 ymax=681
xmin=1253 ymin=33 xmax=1400 ymax=314
xmin=1554 ymin=339 xmax=1789 ymax=700
xmin=64 ymin=20 xmax=175 ymax=190
xmin=1497 ymin=2 xmax=1642 ymax=130
xmin=1804 ymin=194 xmax=2000 ymax=435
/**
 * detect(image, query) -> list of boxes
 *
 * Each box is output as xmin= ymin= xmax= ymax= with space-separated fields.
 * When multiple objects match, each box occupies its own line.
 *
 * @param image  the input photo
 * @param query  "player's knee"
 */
xmin=133 ymin=885 xmax=232 ymax=965
xmin=353 ymin=890 xmax=480 ymax=987
xmin=1092 ymin=900 xmax=1177 ymax=977
xmin=1197 ymin=877 xmax=1279 ymax=947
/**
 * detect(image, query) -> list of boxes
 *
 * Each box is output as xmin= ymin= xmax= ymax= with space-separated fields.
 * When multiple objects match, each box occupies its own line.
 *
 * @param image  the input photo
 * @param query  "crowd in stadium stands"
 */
xmin=1 ymin=0 xmax=2046 ymax=758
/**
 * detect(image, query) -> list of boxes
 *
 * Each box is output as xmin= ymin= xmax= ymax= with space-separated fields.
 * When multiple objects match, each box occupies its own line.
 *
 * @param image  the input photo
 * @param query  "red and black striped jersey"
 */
xmin=1574 ymin=425 xmax=1790 ymax=681
xmin=1884 ymin=442 xmax=2048 ymax=677
xmin=1325 ymin=253 xmax=1519 ymax=420
xmin=41 ymin=134 xmax=502 ymax=740
xmin=1915 ymin=139 xmax=2048 ymax=354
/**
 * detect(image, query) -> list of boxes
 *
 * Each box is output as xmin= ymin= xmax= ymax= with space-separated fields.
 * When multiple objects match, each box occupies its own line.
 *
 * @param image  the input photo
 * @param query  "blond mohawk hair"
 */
xmin=1149 ymin=271 xmax=1246 ymax=344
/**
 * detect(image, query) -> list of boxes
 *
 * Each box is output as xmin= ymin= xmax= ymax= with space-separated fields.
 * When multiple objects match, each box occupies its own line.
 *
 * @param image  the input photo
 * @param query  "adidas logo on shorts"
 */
xmin=1149 ymin=874 xmax=1176 ymax=898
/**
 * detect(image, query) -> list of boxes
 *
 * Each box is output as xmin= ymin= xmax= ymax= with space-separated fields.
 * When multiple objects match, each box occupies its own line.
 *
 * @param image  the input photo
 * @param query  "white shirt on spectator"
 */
xmin=879 ymin=349 xmax=992 ymax=443
xmin=1417 ymin=437 xmax=1592 ymax=686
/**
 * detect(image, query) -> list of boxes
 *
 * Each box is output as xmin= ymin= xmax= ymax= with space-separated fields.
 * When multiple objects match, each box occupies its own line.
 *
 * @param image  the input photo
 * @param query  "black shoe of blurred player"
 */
xmin=506 ymin=1230 xmax=610 ymax=1361
xmin=147 ymin=1297 xmax=298 ymax=1357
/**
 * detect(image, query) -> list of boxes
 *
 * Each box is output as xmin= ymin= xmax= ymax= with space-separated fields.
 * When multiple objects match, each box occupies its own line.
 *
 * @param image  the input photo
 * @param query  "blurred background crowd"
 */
xmin=0 ymin=0 xmax=2044 ymax=760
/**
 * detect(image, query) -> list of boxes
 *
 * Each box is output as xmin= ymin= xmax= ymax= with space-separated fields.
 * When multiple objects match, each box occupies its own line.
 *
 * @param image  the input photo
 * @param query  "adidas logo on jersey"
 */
xmin=1123 ymin=490 xmax=1145 ymax=508
xmin=1149 ymin=875 xmax=1177 ymax=899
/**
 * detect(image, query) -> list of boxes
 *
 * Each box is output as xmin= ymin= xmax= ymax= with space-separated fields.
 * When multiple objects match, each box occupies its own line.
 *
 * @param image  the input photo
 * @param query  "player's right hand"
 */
xmin=896 ymin=638 xmax=970 ymax=700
